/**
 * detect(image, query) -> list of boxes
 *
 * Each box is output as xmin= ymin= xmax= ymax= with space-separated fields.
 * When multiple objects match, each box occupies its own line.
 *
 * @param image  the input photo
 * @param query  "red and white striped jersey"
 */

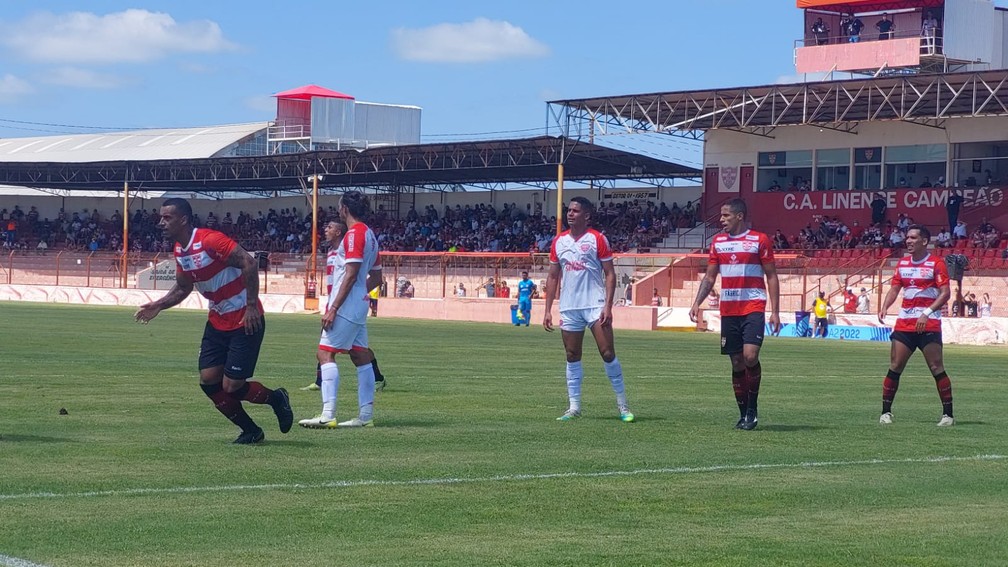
xmin=549 ymin=229 xmax=612 ymax=311
xmin=891 ymin=253 xmax=949 ymax=332
xmin=326 ymin=222 xmax=381 ymax=324
xmin=174 ymin=228 xmax=259 ymax=332
xmin=708 ymin=230 xmax=775 ymax=317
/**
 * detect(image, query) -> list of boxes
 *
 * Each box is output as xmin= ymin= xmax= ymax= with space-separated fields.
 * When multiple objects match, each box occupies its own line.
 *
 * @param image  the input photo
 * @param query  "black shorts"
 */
xmin=198 ymin=319 xmax=266 ymax=379
xmin=890 ymin=330 xmax=942 ymax=352
xmin=721 ymin=312 xmax=766 ymax=355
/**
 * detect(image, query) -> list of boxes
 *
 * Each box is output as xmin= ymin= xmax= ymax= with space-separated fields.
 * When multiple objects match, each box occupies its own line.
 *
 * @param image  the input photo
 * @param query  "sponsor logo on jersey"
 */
xmin=193 ymin=241 xmax=203 ymax=250
xmin=745 ymin=234 xmax=759 ymax=241
xmin=565 ymin=260 xmax=587 ymax=271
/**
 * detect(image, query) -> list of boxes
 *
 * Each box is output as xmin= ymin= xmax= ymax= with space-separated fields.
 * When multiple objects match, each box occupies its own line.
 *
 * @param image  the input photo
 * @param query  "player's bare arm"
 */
xmin=227 ymin=244 xmax=262 ymax=335
xmin=764 ymin=261 xmax=782 ymax=333
xmin=365 ymin=268 xmax=383 ymax=294
xmin=135 ymin=271 xmax=195 ymax=324
xmin=599 ymin=259 xmax=617 ymax=326
xmin=878 ymin=282 xmax=903 ymax=324
xmin=689 ymin=263 xmax=719 ymax=322
xmin=323 ymin=261 xmax=362 ymax=330
xmin=542 ymin=262 xmax=561 ymax=332
xmin=917 ymin=282 xmax=951 ymax=332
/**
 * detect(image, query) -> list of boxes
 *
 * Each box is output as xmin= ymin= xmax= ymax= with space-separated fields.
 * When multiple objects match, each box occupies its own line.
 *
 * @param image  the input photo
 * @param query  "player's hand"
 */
xmin=915 ymin=313 xmax=928 ymax=333
xmin=543 ymin=312 xmax=554 ymax=332
xmin=688 ymin=305 xmax=699 ymax=323
xmin=321 ymin=307 xmax=336 ymax=331
xmin=877 ymin=311 xmax=886 ymax=324
xmin=134 ymin=302 xmax=161 ymax=324
xmin=242 ymin=303 xmax=263 ymax=335
xmin=598 ymin=305 xmax=613 ymax=327
xmin=768 ymin=312 xmax=782 ymax=335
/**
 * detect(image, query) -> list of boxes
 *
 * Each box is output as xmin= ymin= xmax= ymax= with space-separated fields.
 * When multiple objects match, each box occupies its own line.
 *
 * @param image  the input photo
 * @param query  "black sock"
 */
xmin=372 ymin=357 xmax=384 ymax=382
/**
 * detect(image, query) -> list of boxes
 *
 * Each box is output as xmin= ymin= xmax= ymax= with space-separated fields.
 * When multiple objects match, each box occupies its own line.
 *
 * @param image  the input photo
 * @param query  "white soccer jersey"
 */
xmin=549 ymin=229 xmax=612 ymax=311
xmin=326 ymin=222 xmax=381 ymax=324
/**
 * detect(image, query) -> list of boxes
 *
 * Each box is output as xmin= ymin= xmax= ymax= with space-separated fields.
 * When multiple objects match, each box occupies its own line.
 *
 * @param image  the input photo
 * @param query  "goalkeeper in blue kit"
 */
xmin=516 ymin=271 xmax=537 ymax=327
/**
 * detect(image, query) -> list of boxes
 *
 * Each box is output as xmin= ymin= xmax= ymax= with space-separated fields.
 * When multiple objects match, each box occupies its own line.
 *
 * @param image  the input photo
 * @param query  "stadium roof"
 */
xmin=0 ymin=122 xmax=268 ymax=163
xmin=796 ymin=0 xmax=943 ymax=11
xmin=0 ymin=135 xmax=700 ymax=193
xmin=273 ymin=85 xmax=354 ymax=100
xmin=547 ymin=70 xmax=1008 ymax=138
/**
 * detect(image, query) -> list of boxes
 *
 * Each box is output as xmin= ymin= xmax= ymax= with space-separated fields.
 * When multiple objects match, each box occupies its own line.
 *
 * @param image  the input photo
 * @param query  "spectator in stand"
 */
xmin=870 ymin=192 xmax=887 ymax=225
xmin=922 ymin=11 xmax=939 ymax=52
xmin=456 ymin=282 xmax=467 ymax=298
xmin=919 ymin=176 xmax=932 ymax=188
xmin=497 ymin=280 xmax=511 ymax=299
xmin=650 ymin=288 xmax=662 ymax=307
xmin=889 ymin=227 xmax=906 ymax=249
xmin=483 ymin=277 xmax=495 ymax=298
xmin=953 ymin=220 xmax=968 ymax=240
xmin=964 ymin=292 xmax=979 ymax=318
xmin=946 ymin=188 xmax=963 ymax=232
xmin=812 ymin=17 xmax=830 ymax=45
xmin=936 ymin=228 xmax=952 ymax=248
xmin=857 ymin=287 xmax=871 ymax=314
xmin=844 ymin=289 xmax=858 ymax=314
xmin=773 ymin=229 xmax=790 ymax=249
xmin=876 ymin=13 xmax=894 ymax=40
xmin=979 ymin=293 xmax=992 ymax=318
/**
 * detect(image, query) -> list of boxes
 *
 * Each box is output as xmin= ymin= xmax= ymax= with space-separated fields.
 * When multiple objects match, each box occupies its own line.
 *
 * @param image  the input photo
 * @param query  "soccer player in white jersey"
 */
xmin=543 ymin=197 xmax=633 ymax=423
xmin=299 ymin=191 xmax=383 ymax=429
xmin=877 ymin=225 xmax=955 ymax=426
xmin=135 ymin=198 xmax=293 ymax=444
xmin=689 ymin=198 xmax=780 ymax=430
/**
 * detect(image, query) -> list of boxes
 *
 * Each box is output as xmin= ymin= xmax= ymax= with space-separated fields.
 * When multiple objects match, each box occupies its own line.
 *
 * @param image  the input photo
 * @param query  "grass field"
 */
xmin=0 ymin=302 xmax=1005 ymax=567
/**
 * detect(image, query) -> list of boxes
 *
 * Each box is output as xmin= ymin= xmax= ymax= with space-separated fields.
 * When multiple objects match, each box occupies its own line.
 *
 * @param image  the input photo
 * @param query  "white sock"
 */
xmin=566 ymin=361 xmax=583 ymax=412
xmin=320 ymin=362 xmax=339 ymax=420
xmin=604 ymin=357 xmax=628 ymax=408
xmin=356 ymin=362 xmax=376 ymax=421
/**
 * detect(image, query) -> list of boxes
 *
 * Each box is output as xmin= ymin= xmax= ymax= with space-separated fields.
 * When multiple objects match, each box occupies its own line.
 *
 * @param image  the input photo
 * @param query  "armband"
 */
xmin=922 ymin=308 xmax=934 ymax=316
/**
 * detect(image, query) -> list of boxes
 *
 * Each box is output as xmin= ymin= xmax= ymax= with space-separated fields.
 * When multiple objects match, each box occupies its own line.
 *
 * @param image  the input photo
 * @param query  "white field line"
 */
xmin=0 ymin=554 xmax=52 ymax=567
xmin=0 ymin=454 xmax=1002 ymax=503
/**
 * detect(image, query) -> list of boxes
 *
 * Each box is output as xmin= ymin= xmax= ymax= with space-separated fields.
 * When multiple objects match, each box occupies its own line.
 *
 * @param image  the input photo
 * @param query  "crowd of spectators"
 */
xmin=774 ymin=213 xmax=1002 ymax=252
xmin=0 ymin=197 xmax=702 ymax=256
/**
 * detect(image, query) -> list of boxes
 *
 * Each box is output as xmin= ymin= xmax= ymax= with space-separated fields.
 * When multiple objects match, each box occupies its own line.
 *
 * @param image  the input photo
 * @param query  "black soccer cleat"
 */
xmin=271 ymin=388 xmax=294 ymax=433
xmin=233 ymin=427 xmax=265 ymax=444
xmin=740 ymin=409 xmax=758 ymax=431
xmin=735 ymin=417 xmax=745 ymax=429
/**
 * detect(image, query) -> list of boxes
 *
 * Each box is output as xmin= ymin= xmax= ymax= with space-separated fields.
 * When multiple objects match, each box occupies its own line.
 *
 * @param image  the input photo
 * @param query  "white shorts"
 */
xmin=319 ymin=316 xmax=369 ymax=353
xmin=559 ymin=307 xmax=602 ymax=332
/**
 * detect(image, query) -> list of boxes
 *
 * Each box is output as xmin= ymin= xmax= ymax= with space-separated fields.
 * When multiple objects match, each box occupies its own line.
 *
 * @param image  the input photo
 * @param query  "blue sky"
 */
xmin=2 ymin=1 xmax=1002 ymax=166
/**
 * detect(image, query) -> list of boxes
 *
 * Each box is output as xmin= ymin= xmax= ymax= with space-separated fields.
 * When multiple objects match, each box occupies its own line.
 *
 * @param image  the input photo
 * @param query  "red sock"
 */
xmin=934 ymin=372 xmax=953 ymax=417
xmin=882 ymin=370 xmax=900 ymax=414
xmin=746 ymin=362 xmax=762 ymax=411
xmin=234 ymin=381 xmax=272 ymax=404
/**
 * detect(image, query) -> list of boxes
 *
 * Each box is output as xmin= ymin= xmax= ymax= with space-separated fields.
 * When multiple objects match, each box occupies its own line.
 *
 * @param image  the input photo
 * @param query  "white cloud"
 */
xmin=40 ymin=67 xmax=130 ymax=89
xmin=244 ymin=95 xmax=277 ymax=114
xmin=0 ymin=9 xmax=236 ymax=64
xmin=0 ymin=74 xmax=33 ymax=103
xmin=391 ymin=18 xmax=549 ymax=63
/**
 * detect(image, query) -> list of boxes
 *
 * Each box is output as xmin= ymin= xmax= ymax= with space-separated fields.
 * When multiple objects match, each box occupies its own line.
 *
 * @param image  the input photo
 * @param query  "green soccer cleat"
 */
xmin=619 ymin=406 xmax=635 ymax=423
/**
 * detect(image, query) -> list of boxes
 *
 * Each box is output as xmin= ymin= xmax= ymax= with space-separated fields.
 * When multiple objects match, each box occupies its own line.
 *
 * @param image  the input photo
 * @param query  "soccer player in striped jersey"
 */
xmin=543 ymin=197 xmax=634 ymax=423
xmin=689 ymin=199 xmax=781 ymax=430
xmin=877 ymin=225 xmax=955 ymax=426
xmin=135 ymin=198 xmax=293 ymax=444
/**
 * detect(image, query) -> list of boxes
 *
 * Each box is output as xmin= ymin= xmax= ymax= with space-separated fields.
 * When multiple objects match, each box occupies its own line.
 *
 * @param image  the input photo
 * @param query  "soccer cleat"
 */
xmin=879 ymin=412 xmax=893 ymax=425
xmin=337 ymin=417 xmax=374 ymax=428
xmin=233 ymin=427 xmax=265 ymax=444
xmin=740 ymin=409 xmax=758 ymax=431
xmin=271 ymin=388 xmax=294 ymax=433
xmin=556 ymin=409 xmax=581 ymax=421
xmin=937 ymin=415 xmax=955 ymax=427
xmin=300 ymin=382 xmax=320 ymax=391
xmin=375 ymin=377 xmax=386 ymax=392
xmin=299 ymin=415 xmax=338 ymax=429
xmin=618 ymin=405 xmax=635 ymax=423
xmin=735 ymin=417 xmax=746 ymax=429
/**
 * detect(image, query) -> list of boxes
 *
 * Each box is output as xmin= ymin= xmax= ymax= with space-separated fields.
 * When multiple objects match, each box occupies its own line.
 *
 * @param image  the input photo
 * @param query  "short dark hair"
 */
xmin=162 ymin=198 xmax=193 ymax=224
xmin=340 ymin=190 xmax=371 ymax=220
xmin=907 ymin=224 xmax=931 ymax=242
xmin=328 ymin=219 xmax=347 ymax=234
xmin=724 ymin=198 xmax=748 ymax=220
xmin=569 ymin=196 xmax=595 ymax=216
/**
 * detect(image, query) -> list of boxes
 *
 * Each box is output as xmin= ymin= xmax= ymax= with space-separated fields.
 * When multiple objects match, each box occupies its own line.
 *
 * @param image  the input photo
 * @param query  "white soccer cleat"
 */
xmin=937 ymin=415 xmax=955 ymax=427
xmin=299 ymin=415 xmax=337 ymax=429
xmin=879 ymin=412 xmax=893 ymax=425
xmin=337 ymin=417 xmax=374 ymax=428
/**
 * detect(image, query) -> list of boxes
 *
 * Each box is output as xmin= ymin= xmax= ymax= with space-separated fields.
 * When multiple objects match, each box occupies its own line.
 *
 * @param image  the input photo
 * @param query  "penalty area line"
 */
xmin=0 ymin=454 xmax=1003 ymax=502
xmin=0 ymin=554 xmax=53 ymax=567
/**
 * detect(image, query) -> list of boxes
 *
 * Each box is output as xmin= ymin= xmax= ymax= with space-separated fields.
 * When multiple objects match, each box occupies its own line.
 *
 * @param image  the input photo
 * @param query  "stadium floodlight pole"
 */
xmin=121 ymin=180 xmax=129 ymax=289
xmin=309 ymin=174 xmax=322 ymax=281
xmin=555 ymin=163 xmax=564 ymax=235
